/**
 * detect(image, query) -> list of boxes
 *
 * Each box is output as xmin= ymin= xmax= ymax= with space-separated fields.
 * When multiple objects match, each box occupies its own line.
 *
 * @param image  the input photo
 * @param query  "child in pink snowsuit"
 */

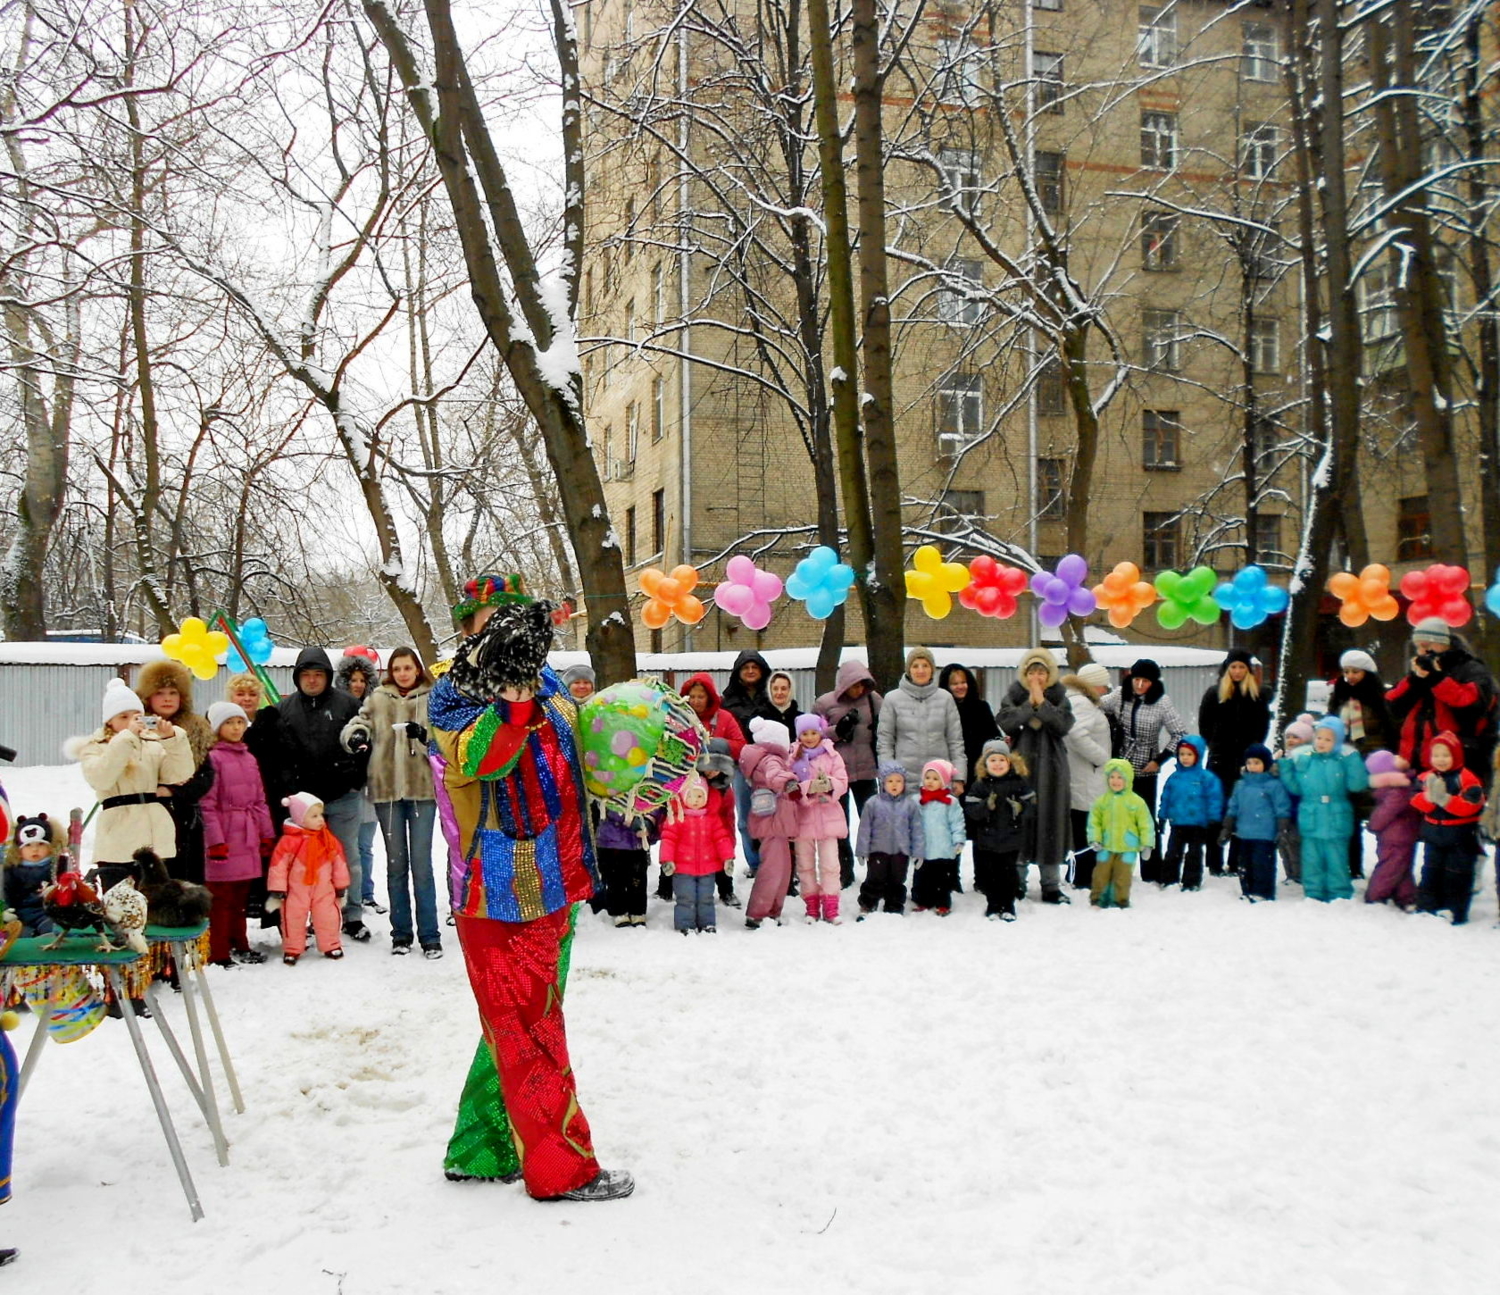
xmin=1364 ymin=750 xmax=1421 ymax=909
xmin=738 ymin=718 xmax=801 ymax=929
xmin=658 ymin=774 xmax=736 ymax=933
xmin=267 ymin=792 xmax=350 ymax=964
xmin=790 ymin=713 xmax=849 ymax=924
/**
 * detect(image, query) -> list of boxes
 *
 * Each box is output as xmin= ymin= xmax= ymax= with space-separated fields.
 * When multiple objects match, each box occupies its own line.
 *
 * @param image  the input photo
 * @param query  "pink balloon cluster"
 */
xmin=714 ymin=555 xmax=784 ymax=631
xmin=1030 ymin=554 xmax=1096 ymax=629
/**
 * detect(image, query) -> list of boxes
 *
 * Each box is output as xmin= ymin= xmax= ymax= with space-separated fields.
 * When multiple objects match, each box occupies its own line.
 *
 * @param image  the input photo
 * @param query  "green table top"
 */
xmin=144 ymin=923 xmax=209 ymax=941
xmin=1 ymin=934 xmax=145 ymax=968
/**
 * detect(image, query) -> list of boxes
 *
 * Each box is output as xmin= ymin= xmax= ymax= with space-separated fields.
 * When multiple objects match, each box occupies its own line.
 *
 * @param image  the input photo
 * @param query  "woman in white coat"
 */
xmin=1062 ymin=662 xmax=1113 ymax=891
xmin=69 ymin=677 xmax=195 ymax=889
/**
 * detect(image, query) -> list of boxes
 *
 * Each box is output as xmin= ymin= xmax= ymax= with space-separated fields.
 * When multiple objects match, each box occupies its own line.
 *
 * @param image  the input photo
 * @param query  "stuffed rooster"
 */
xmin=101 ymin=877 xmax=149 ymax=955
xmin=39 ymin=866 xmax=113 ymax=951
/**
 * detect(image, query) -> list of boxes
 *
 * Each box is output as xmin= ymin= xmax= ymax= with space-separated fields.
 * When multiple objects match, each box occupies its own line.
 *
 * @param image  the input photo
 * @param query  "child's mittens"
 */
xmin=809 ymin=772 xmax=833 ymax=795
xmin=265 ymin=893 xmax=284 ymax=913
xmin=336 ymin=890 xmax=347 ymax=901
xmin=785 ymin=785 xmax=803 ymax=801
xmin=1425 ymin=774 xmax=1451 ymax=807
xmin=986 ymin=793 xmax=998 ymax=811
xmin=1218 ymin=820 xmax=1234 ymax=847
xmin=207 ymin=843 xmax=229 ymax=861
xmin=1006 ymin=797 xmax=1024 ymax=818
xmin=723 ymin=859 xmax=735 ymax=874
xmin=661 ymin=860 xmax=676 ymax=877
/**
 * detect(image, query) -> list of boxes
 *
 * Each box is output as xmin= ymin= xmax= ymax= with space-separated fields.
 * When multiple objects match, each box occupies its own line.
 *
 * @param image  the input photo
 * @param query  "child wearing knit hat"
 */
xmin=961 ymin=740 xmax=1034 ymax=921
xmin=911 ymin=759 xmax=966 ymax=915
xmin=789 ymin=714 xmax=849 ymax=924
xmin=1276 ymin=716 xmax=1370 ymax=901
xmin=1412 ymin=732 xmax=1487 ymax=925
xmin=266 ymin=793 xmax=350 ymax=963
xmin=199 ymin=701 xmax=273 ymax=966
xmin=738 ymin=718 xmax=801 ymax=928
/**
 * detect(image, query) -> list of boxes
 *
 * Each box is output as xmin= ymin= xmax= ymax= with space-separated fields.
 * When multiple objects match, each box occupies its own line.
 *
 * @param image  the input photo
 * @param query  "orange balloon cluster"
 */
xmin=1326 ymin=564 xmax=1401 ymax=627
xmin=1091 ymin=562 xmax=1157 ymax=629
xmin=639 ymin=564 xmax=706 ymax=629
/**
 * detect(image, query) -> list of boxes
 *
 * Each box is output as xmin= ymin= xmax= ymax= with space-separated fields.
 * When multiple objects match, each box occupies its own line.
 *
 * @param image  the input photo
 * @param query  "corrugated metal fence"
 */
xmin=1 ymin=656 xmax=1222 ymax=767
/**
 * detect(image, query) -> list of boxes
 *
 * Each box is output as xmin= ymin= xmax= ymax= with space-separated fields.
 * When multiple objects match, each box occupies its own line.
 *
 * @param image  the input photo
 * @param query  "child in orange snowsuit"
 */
xmin=267 ymin=792 xmax=350 ymax=963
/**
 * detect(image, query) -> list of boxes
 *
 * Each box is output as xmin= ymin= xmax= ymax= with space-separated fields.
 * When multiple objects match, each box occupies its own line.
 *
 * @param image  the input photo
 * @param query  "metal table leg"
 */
xmin=145 ymin=986 xmax=229 ymax=1168
xmin=186 ymin=948 xmax=244 ymax=1115
xmin=106 ymin=967 xmax=204 ymax=1221
xmin=166 ymin=941 xmax=230 ymax=1160
xmin=15 ymin=1008 xmax=48 ymax=1100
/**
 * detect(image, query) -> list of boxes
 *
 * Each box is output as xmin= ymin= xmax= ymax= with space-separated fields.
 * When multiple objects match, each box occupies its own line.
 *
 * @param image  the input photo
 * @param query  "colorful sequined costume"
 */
xmin=0 ymin=1012 xmax=15 ymax=1207
xmin=430 ymin=662 xmax=602 ymax=1198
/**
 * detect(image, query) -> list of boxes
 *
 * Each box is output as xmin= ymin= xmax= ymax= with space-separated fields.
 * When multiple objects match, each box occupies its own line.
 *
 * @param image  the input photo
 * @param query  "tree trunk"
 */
xmin=365 ymin=0 xmax=635 ymax=685
xmin=1367 ymin=5 xmax=1466 ymax=566
xmin=849 ymin=0 xmax=907 ymax=688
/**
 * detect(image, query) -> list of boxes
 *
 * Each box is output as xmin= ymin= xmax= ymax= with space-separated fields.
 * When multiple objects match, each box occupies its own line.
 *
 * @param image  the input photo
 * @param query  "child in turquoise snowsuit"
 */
xmin=1087 ymin=758 xmax=1156 ymax=908
xmin=1276 ymin=715 xmax=1369 ymax=901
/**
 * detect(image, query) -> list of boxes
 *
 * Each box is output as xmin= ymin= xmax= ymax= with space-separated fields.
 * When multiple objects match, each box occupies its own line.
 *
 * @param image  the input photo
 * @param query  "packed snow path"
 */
xmin=5 ymin=763 xmax=1497 ymax=1294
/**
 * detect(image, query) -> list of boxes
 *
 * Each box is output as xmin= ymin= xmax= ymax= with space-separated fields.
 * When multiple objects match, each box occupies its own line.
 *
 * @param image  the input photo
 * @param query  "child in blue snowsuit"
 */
xmin=1277 ymin=716 xmax=1369 ymax=901
xmin=1221 ymin=743 xmax=1293 ymax=901
xmin=1156 ymin=735 xmax=1225 ymax=890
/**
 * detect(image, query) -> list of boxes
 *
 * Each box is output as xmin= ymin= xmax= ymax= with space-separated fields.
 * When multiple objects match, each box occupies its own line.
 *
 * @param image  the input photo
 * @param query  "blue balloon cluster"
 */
xmin=1213 ymin=565 xmax=1289 ymax=630
xmin=785 ymin=546 xmax=855 ymax=621
xmin=1486 ymin=566 xmax=1500 ymax=619
xmin=226 ymin=617 xmax=275 ymax=673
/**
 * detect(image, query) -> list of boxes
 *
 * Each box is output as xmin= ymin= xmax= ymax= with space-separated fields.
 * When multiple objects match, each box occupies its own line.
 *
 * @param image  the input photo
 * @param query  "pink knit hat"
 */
xmin=922 ymin=759 xmax=956 ymax=788
xmin=282 ymin=792 xmax=324 ymax=827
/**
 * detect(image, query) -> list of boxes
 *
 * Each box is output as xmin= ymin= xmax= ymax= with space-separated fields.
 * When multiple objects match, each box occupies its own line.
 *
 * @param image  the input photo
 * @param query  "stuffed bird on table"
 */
xmin=101 ymin=877 xmax=149 ymax=955
xmin=39 ymin=869 xmax=112 ymax=951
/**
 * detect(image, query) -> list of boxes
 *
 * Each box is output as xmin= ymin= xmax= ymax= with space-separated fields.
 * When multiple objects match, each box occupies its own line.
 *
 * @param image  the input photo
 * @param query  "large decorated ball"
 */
xmin=577 ymin=677 xmax=707 ymax=814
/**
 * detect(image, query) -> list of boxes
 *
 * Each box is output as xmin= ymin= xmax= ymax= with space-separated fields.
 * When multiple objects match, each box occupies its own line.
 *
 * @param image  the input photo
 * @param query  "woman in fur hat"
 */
xmin=134 ymin=659 xmax=216 ymax=884
xmin=996 ymin=648 xmax=1075 ymax=903
xmin=428 ymin=576 xmax=630 ymax=1203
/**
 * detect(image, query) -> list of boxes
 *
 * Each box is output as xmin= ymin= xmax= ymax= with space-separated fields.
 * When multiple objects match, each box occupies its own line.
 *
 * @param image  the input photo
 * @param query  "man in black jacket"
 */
xmin=275 ymin=646 xmax=373 ymax=941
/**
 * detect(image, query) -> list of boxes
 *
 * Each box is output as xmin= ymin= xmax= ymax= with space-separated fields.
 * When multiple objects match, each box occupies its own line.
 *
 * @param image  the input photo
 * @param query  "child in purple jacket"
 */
xmin=855 ymin=762 xmax=925 ymax=918
xmin=1364 ymin=750 xmax=1421 ymax=910
xmin=200 ymin=702 xmax=275 ymax=966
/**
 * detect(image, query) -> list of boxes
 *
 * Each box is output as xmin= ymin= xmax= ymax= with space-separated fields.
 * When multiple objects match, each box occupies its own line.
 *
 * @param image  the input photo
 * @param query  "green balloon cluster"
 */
xmin=1154 ymin=566 xmax=1222 ymax=629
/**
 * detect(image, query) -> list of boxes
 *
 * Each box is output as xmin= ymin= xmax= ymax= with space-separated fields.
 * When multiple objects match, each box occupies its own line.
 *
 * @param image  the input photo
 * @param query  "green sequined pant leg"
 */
xmin=443 ymin=903 xmax=578 ymax=1178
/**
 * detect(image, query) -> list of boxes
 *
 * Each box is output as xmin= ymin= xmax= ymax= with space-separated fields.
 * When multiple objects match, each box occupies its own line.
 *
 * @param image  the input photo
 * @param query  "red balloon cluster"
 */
xmin=959 ymin=556 xmax=1027 ymax=619
xmin=1399 ymin=563 xmax=1473 ymax=628
xmin=344 ymin=644 xmax=380 ymax=664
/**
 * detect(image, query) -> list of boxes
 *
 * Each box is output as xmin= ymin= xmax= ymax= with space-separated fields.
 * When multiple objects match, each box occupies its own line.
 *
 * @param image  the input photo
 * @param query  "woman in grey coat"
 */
xmin=875 ymin=647 xmax=967 ymax=789
xmin=996 ymin=647 xmax=1075 ymax=903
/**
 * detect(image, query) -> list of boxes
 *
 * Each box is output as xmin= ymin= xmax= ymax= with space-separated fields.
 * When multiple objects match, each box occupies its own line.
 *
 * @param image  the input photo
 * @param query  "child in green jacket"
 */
xmin=1087 ymin=758 xmax=1156 ymax=908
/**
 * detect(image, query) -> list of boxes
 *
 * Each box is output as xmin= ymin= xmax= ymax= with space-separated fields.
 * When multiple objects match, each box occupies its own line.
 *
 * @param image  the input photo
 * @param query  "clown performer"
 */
xmin=428 ymin=575 xmax=632 ymax=1202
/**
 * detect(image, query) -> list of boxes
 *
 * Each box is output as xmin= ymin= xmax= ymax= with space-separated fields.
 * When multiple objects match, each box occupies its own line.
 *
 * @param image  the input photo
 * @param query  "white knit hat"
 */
xmin=206 ymin=701 xmax=249 ymax=733
xmin=102 ymin=677 xmax=143 ymax=725
xmin=1077 ymin=662 xmax=1111 ymax=690
xmin=1339 ymin=649 xmax=1378 ymax=675
xmin=748 ymin=717 xmax=791 ymax=751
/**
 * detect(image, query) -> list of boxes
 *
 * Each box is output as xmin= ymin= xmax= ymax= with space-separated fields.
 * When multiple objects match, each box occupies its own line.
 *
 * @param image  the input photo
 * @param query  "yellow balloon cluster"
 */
xmin=904 ymin=545 xmax=971 ymax=620
xmin=162 ymin=617 xmax=230 ymax=681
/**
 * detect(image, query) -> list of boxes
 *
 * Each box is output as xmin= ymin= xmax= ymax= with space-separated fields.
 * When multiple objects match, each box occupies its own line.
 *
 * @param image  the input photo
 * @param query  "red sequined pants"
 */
xmin=455 ymin=911 xmax=598 ymax=1197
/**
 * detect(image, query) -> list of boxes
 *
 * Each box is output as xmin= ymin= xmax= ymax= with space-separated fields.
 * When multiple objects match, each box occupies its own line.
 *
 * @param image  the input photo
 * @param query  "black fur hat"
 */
xmin=447 ymin=599 xmax=557 ymax=699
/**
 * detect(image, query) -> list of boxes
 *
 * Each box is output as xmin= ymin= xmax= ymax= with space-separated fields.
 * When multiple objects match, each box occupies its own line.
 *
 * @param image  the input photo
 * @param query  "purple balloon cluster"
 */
xmin=1029 ymin=554 xmax=1096 ymax=629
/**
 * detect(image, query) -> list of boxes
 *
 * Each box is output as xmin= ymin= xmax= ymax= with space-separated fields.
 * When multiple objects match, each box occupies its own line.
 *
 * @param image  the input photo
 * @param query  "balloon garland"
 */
xmin=1327 ymin=565 xmax=1400 ymax=627
xmin=785 ymin=546 xmax=855 ymax=620
xmin=1213 ymin=565 xmax=1288 ymax=630
xmin=904 ymin=545 xmax=971 ymax=620
xmin=714 ymin=555 xmax=783 ymax=631
xmin=1399 ymin=563 xmax=1472 ymax=627
xmin=1092 ymin=562 xmax=1157 ymax=629
xmin=1030 ymin=554 xmax=1096 ymax=629
xmin=959 ymin=556 xmax=1027 ymax=619
xmin=161 ymin=617 xmax=230 ymax=680
xmin=639 ymin=565 xmax=707 ymax=629
xmin=1153 ymin=567 xmax=1221 ymax=629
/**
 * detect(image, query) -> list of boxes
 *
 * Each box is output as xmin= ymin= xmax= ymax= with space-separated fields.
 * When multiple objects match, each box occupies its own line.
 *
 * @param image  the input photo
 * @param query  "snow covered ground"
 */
xmin=5 ymin=760 xmax=1500 ymax=1295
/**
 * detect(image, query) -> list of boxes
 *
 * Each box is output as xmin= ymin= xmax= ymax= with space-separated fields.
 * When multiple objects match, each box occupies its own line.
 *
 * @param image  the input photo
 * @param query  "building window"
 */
xmin=1251 ymin=513 xmax=1283 ymax=562
xmin=939 ymin=148 xmax=981 ymax=212
xmin=1361 ymin=258 xmax=1401 ymax=343
xmin=937 ymin=371 xmax=984 ymax=452
xmin=650 ymin=628 xmax=663 ymax=653
xmin=1038 ymin=357 xmax=1067 ymax=414
xmin=1034 ymin=0 xmax=1062 ymax=9
xmin=1397 ymin=495 xmax=1433 ymax=561
xmin=651 ymin=375 xmax=665 ymax=441
xmin=1141 ymin=111 xmax=1177 ymax=170
xmin=652 ymin=262 xmax=665 ymax=324
xmin=602 ymin=422 xmax=612 ymax=468
xmin=626 ymin=401 xmax=639 ymax=460
xmin=626 ymin=298 xmax=637 ymax=344
xmin=1038 ymin=457 xmax=1066 ymax=518
xmin=651 ymin=488 xmax=666 ymax=556
xmin=1250 ymin=318 xmax=1280 ymax=374
xmin=1243 ymin=22 xmax=1279 ymax=82
xmin=1035 ymin=151 xmax=1065 ymax=215
xmin=1035 ymin=51 xmax=1064 ymax=112
xmin=1142 ymin=409 xmax=1182 ymax=469
xmin=1138 ymin=5 xmax=1178 ymax=69
xmin=579 ymin=0 xmax=592 ymax=49
xmin=584 ymin=268 xmax=594 ymax=317
xmin=1251 ymin=412 xmax=1279 ymax=466
xmin=1143 ymin=511 xmax=1181 ymax=570
xmin=625 ymin=505 xmax=637 ymax=565
xmin=938 ymin=488 xmax=985 ymax=534
xmin=937 ymin=36 xmax=981 ymax=105
xmin=939 ymin=258 xmax=983 ymax=323
xmin=1241 ymin=122 xmax=1278 ymax=179
xmin=1142 ymin=212 xmax=1178 ymax=270
xmin=1142 ymin=308 xmax=1182 ymax=371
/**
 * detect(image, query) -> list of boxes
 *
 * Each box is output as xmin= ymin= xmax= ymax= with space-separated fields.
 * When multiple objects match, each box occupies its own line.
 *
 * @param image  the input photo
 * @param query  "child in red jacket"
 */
xmin=659 ymin=774 xmax=736 ymax=934
xmin=1411 ymin=731 xmax=1486 ymax=925
xmin=267 ymin=792 xmax=351 ymax=963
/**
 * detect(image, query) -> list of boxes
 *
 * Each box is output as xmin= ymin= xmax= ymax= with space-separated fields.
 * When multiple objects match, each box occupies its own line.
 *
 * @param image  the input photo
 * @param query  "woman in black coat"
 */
xmin=939 ymin=663 xmax=1000 ymax=785
xmin=1197 ymin=648 xmax=1271 ymax=876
